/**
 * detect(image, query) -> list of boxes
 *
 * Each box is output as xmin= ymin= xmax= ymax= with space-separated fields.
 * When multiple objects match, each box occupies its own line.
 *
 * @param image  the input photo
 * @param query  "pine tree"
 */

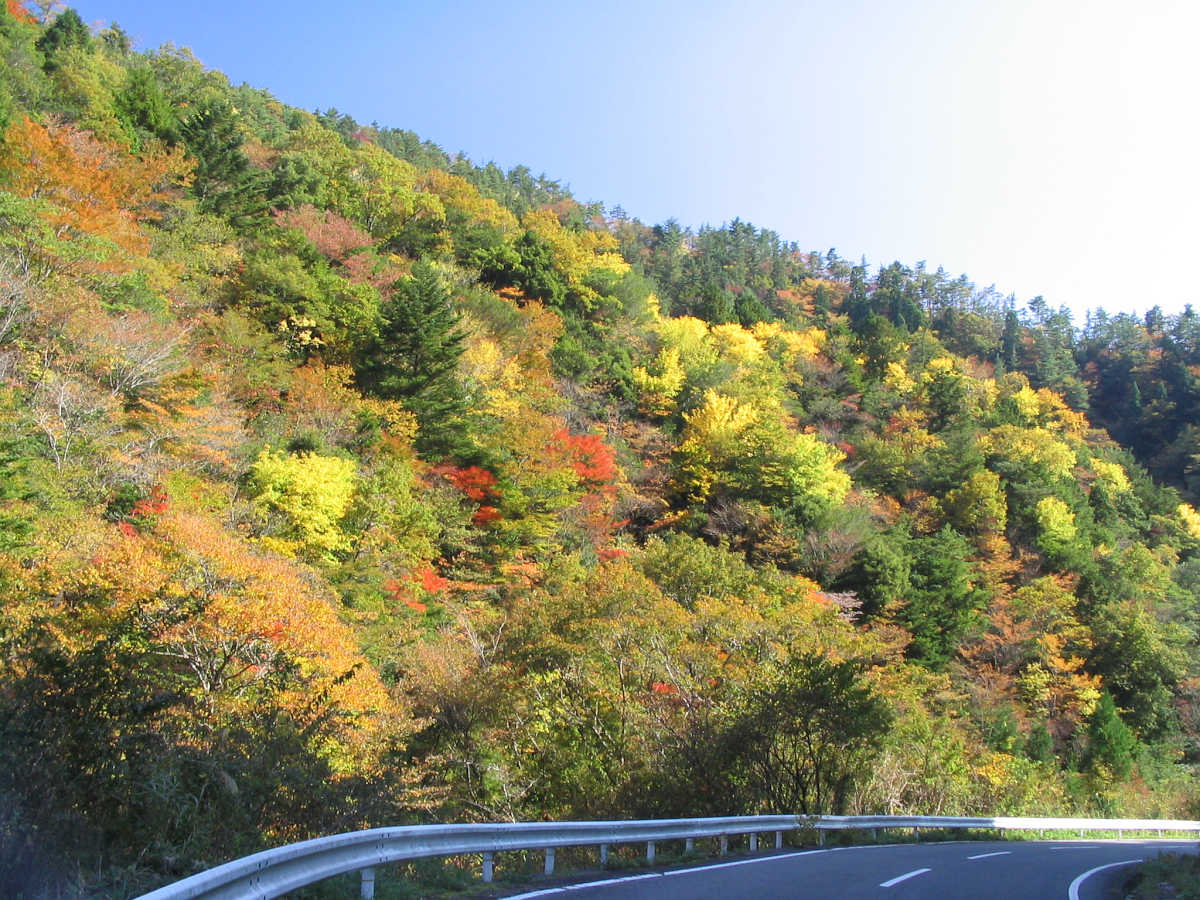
xmin=357 ymin=261 xmax=469 ymax=458
xmin=1087 ymin=691 xmax=1136 ymax=779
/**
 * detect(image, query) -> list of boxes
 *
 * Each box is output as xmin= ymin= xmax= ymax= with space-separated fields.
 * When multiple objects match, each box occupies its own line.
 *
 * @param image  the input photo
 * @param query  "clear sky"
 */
xmin=68 ymin=0 xmax=1200 ymax=322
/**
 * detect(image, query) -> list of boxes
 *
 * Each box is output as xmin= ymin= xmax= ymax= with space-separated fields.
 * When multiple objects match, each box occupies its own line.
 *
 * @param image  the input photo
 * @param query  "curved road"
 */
xmin=500 ymin=839 xmax=1198 ymax=899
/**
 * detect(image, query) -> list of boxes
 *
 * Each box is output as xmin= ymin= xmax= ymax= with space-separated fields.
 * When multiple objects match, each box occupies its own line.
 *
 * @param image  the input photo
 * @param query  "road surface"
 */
xmin=500 ymin=839 xmax=1198 ymax=899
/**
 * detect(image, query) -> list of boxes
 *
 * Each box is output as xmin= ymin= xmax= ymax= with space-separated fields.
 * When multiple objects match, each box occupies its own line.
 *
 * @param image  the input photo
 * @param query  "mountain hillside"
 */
xmin=2 ymin=5 xmax=1199 ymax=896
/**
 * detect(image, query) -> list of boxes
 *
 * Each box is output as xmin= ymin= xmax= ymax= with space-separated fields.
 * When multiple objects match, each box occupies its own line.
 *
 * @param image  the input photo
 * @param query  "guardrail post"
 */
xmin=719 ymin=834 xmax=728 ymax=856
xmin=600 ymin=843 xmax=609 ymax=865
xmin=360 ymin=867 xmax=375 ymax=900
xmin=749 ymin=833 xmax=758 ymax=852
xmin=1117 ymin=829 xmax=1123 ymax=839
xmin=872 ymin=828 xmax=878 ymax=842
xmin=545 ymin=847 xmax=555 ymax=875
xmin=647 ymin=840 xmax=655 ymax=864
xmin=775 ymin=831 xmax=783 ymax=849
xmin=817 ymin=829 xmax=824 ymax=847
xmin=482 ymin=852 xmax=494 ymax=883
xmin=685 ymin=837 xmax=694 ymax=853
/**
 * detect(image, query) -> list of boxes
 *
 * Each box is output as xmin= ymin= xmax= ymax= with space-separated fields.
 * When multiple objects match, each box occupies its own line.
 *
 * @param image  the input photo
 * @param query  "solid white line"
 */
xmin=880 ymin=867 xmax=931 ymax=887
xmin=503 ymin=850 xmax=827 ymax=899
xmin=967 ymin=851 xmax=1012 ymax=859
xmin=1067 ymin=858 xmax=1143 ymax=900
xmin=1051 ymin=845 xmax=1100 ymax=850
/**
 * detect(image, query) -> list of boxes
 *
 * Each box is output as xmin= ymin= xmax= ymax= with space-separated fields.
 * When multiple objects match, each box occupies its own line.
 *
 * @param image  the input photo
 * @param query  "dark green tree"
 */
xmin=902 ymin=526 xmax=987 ymax=668
xmin=178 ymin=99 xmax=267 ymax=227
xmin=34 ymin=7 xmax=89 ymax=71
xmin=1086 ymin=691 xmax=1137 ymax=779
xmin=114 ymin=66 xmax=177 ymax=146
xmin=357 ymin=262 xmax=469 ymax=458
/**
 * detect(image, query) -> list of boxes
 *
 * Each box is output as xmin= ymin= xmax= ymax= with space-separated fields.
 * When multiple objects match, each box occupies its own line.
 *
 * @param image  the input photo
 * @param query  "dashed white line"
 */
xmin=1067 ymin=858 xmax=1143 ymax=900
xmin=967 ymin=850 xmax=1012 ymax=860
xmin=880 ymin=867 xmax=931 ymax=887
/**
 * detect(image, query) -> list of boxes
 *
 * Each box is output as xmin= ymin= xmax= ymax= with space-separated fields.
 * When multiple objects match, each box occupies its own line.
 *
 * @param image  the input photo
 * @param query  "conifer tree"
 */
xmin=357 ymin=261 xmax=469 ymax=458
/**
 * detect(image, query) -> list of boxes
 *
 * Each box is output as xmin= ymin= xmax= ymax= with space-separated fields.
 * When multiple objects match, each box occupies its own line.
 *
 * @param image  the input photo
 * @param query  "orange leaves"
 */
xmin=158 ymin=512 xmax=394 ymax=736
xmin=5 ymin=0 xmax=34 ymax=22
xmin=0 ymin=116 xmax=188 ymax=274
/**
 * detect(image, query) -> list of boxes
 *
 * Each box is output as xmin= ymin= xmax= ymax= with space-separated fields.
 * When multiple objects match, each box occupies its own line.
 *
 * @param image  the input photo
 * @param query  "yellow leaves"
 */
xmin=975 ymin=751 xmax=1019 ymax=788
xmin=632 ymin=346 xmax=685 ymax=417
xmin=751 ymin=321 xmax=826 ymax=366
xmin=1010 ymin=385 xmax=1041 ymax=423
xmin=942 ymin=469 xmax=1007 ymax=536
xmin=462 ymin=334 xmax=524 ymax=419
xmin=1034 ymin=496 xmax=1077 ymax=555
xmin=886 ymin=406 xmax=942 ymax=456
xmin=675 ymin=390 xmax=850 ymax=515
xmin=883 ymin=361 xmax=917 ymax=395
xmin=710 ymin=322 xmax=764 ymax=363
xmin=248 ymin=448 xmax=358 ymax=560
xmin=1178 ymin=503 xmax=1200 ymax=541
xmin=682 ymin=390 xmax=759 ymax=454
xmin=655 ymin=314 xmax=716 ymax=370
xmin=1092 ymin=459 xmax=1131 ymax=494
xmin=522 ymin=207 xmax=630 ymax=290
xmin=418 ymin=169 xmax=518 ymax=233
xmin=979 ymin=425 xmax=1077 ymax=481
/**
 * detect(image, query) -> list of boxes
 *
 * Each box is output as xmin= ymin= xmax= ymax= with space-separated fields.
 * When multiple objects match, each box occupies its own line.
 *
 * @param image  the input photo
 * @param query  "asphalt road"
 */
xmin=500 ymin=839 xmax=1199 ymax=899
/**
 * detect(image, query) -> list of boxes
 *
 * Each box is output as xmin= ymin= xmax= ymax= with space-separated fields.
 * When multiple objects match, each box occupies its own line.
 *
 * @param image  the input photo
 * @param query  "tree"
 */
xmin=357 ymin=261 xmax=469 ymax=458
xmin=178 ymin=98 xmax=266 ymax=226
xmin=34 ymin=6 xmax=88 ymax=71
xmin=1086 ymin=691 xmax=1136 ymax=779
xmin=722 ymin=654 xmax=891 ymax=814
xmin=902 ymin=526 xmax=988 ymax=668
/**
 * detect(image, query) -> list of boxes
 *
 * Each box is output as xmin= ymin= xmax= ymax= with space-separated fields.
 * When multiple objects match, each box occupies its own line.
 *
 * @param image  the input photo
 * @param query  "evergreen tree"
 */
xmin=357 ymin=262 xmax=469 ymax=458
xmin=178 ymin=99 xmax=267 ymax=226
xmin=1087 ymin=691 xmax=1136 ymax=779
xmin=1001 ymin=307 xmax=1020 ymax=369
xmin=34 ymin=7 xmax=89 ymax=71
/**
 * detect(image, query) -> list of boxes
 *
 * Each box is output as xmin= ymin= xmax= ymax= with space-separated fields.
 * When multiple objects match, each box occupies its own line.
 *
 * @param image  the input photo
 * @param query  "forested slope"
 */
xmin=2 ymin=5 xmax=1199 ymax=896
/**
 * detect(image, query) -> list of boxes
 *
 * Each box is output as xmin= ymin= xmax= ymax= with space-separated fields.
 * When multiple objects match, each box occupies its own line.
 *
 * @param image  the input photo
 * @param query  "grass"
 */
xmin=1123 ymin=853 xmax=1200 ymax=899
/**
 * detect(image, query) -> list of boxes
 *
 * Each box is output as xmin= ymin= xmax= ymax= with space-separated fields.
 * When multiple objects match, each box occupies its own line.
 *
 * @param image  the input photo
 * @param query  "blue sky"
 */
xmin=68 ymin=0 xmax=1200 ymax=321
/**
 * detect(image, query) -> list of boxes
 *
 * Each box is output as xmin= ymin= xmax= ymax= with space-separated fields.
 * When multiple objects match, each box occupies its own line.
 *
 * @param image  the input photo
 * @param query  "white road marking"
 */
xmin=503 ymin=849 xmax=828 ymax=898
xmin=967 ymin=850 xmax=1012 ymax=859
xmin=1067 ymin=858 xmax=1143 ymax=900
xmin=1051 ymin=845 xmax=1100 ymax=850
xmin=880 ymin=867 xmax=931 ymax=887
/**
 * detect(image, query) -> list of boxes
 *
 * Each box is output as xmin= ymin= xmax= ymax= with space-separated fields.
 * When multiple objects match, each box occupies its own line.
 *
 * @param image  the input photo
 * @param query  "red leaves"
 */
xmin=472 ymin=505 xmax=501 ymax=525
xmin=551 ymin=428 xmax=617 ymax=489
xmin=436 ymin=465 xmax=504 ymax=525
xmin=439 ymin=465 xmax=499 ymax=501
xmin=273 ymin=205 xmax=373 ymax=263
xmin=384 ymin=566 xmax=448 ymax=614
xmin=131 ymin=484 xmax=168 ymax=519
xmin=417 ymin=567 xmax=448 ymax=594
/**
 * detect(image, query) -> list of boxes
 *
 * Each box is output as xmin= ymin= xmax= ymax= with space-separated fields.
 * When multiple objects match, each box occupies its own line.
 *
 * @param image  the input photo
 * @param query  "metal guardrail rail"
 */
xmin=136 ymin=814 xmax=1200 ymax=900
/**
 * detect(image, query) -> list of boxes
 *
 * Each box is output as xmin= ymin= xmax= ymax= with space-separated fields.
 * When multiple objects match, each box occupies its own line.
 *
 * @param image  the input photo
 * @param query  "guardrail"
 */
xmin=136 ymin=814 xmax=1200 ymax=900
